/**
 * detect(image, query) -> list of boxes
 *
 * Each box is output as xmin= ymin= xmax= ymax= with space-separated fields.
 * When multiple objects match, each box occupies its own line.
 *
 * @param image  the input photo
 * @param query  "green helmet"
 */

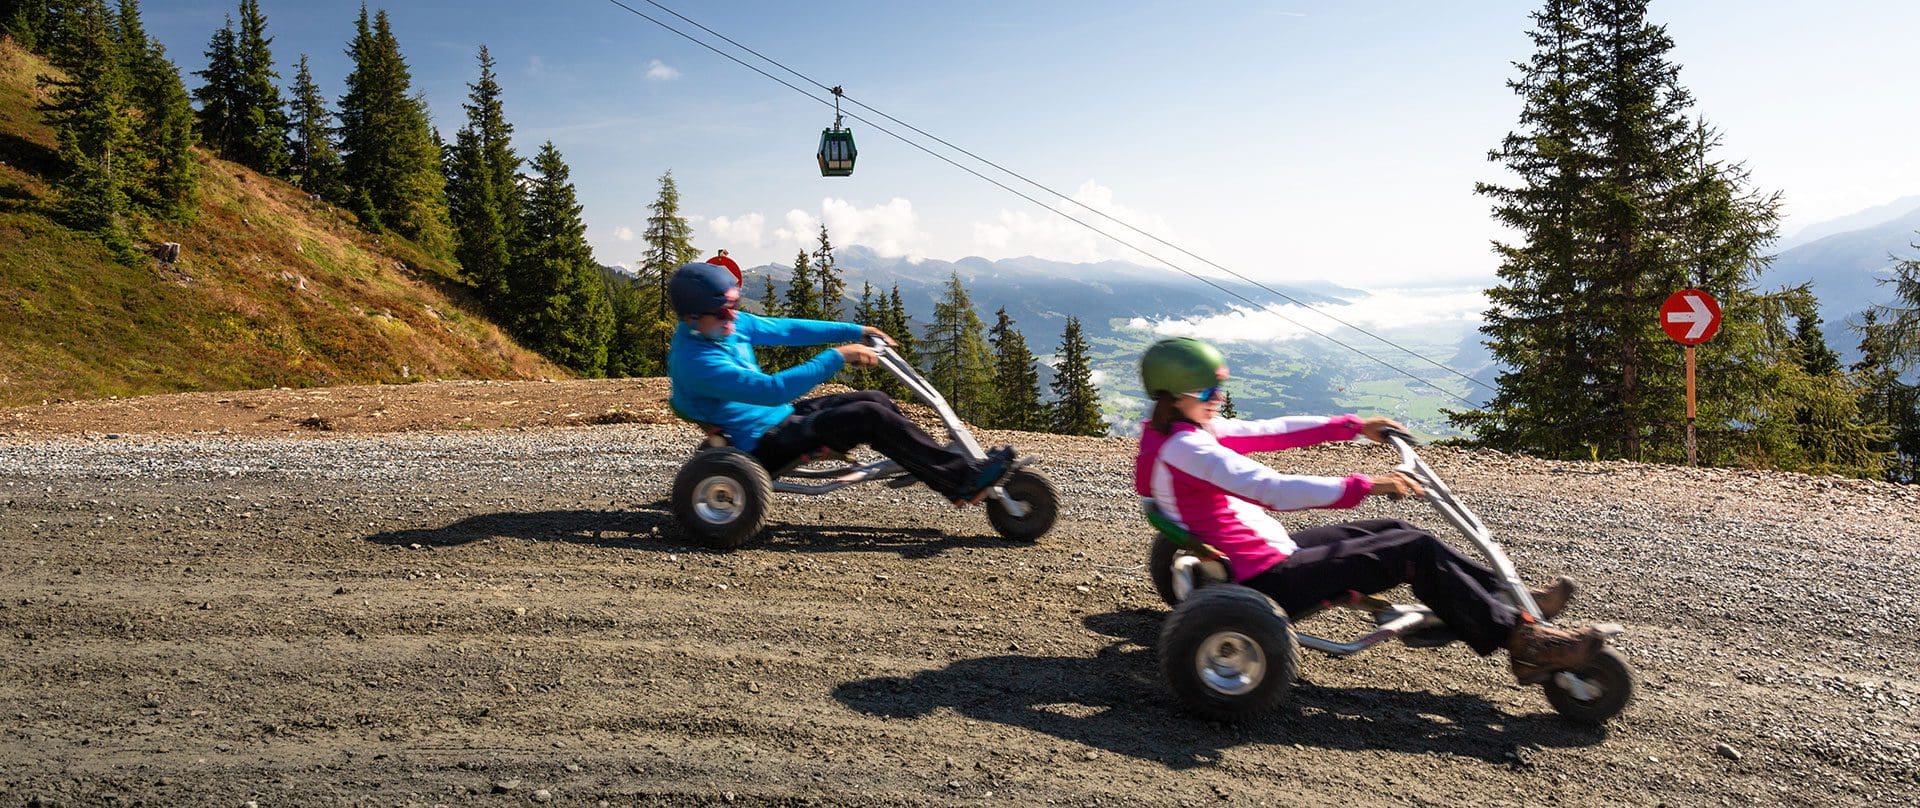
xmin=1140 ymin=337 xmax=1228 ymax=397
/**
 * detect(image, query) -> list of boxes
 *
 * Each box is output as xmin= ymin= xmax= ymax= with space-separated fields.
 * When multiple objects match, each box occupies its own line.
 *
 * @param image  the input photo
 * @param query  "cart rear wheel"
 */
xmin=1148 ymin=535 xmax=1184 ymax=608
xmin=1543 ymin=646 xmax=1634 ymax=726
xmin=1158 ymin=585 xmax=1298 ymax=722
xmin=670 ymin=448 xmax=772 ymax=550
xmin=985 ymin=469 xmax=1057 ymax=542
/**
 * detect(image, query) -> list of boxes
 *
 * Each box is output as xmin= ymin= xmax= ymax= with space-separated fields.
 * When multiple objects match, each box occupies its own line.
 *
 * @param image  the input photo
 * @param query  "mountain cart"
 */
xmin=670 ymin=336 xmax=1058 ymax=549
xmin=1147 ymin=429 xmax=1634 ymax=726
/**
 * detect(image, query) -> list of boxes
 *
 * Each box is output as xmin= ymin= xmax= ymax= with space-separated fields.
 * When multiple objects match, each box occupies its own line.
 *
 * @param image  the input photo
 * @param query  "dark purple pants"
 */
xmin=751 ymin=391 xmax=976 ymax=497
xmin=1242 ymin=518 xmax=1520 ymax=655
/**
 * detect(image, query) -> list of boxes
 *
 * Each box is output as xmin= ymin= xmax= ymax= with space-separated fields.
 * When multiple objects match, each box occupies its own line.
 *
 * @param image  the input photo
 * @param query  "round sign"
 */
xmin=1659 ymin=289 xmax=1722 ymax=345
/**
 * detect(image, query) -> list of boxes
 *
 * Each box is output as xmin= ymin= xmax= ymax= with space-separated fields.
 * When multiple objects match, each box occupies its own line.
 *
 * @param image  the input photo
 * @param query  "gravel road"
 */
xmin=2 ymin=421 xmax=1917 ymax=806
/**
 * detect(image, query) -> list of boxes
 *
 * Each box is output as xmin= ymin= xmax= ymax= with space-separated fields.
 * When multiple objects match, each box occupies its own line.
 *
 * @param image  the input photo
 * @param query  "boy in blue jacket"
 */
xmin=665 ymin=261 xmax=1018 ymax=505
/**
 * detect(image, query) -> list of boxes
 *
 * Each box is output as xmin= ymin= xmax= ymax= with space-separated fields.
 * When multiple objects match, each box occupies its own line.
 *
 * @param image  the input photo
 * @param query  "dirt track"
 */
xmin=2 ymin=381 xmax=1917 ymax=806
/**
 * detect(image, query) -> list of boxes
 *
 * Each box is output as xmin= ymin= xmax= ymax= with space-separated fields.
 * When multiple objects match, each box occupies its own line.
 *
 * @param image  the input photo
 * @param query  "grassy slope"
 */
xmin=0 ymin=37 xmax=561 ymax=406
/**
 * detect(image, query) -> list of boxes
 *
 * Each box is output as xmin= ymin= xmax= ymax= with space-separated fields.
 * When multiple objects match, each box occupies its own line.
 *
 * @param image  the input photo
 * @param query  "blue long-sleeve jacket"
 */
xmin=666 ymin=311 xmax=866 ymax=451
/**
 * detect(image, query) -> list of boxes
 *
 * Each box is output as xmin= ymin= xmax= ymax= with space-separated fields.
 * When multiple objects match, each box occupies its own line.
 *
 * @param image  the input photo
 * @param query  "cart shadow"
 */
xmin=362 ymin=499 xmax=1013 ymax=558
xmin=832 ymin=609 xmax=1606 ymax=769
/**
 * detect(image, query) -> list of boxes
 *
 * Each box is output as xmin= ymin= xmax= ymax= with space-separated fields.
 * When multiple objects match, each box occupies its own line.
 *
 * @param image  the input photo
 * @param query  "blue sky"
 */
xmin=140 ymin=1 xmax=1920 ymax=288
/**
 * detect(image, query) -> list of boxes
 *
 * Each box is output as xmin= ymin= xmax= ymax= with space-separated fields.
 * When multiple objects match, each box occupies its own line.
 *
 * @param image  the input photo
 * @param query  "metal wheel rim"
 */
xmin=1195 ymin=630 xmax=1266 ymax=696
xmin=692 ymin=476 xmax=746 ymax=524
xmin=1555 ymin=668 xmax=1608 ymax=702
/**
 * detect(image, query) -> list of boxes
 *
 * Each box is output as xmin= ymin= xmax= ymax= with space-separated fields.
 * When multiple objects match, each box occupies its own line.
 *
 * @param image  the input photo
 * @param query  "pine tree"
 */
xmin=1454 ymin=0 xmax=1783 ymax=464
xmin=876 ymin=284 xmax=919 ymax=400
xmin=1854 ymin=310 xmax=1920 ymax=482
xmin=38 ymin=0 xmax=131 ymax=253
xmin=782 ymin=248 xmax=821 ymax=319
xmin=1049 ymin=317 xmax=1105 ymax=436
xmin=920 ymin=273 xmax=994 ymax=423
xmin=113 ymin=0 xmax=196 ymax=219
xmin=1219 ymin=391 xmax=1240 ymax=419
xmin=755 ymin=274 xmax=783 ymax=317
xmin=845 ymin=283 xmax=884 ymax=391
xmin=512 ymin=142 xmax=611 ymax=375
xmin=338 ymin=7 xmax=450 ymax=252
xmin=4 ymin=0 xmax=49 ymax=49
xmin=812 ymin=224 xmax=844 ymax=321
xmin=288 ymin=54 xmax=344 ymax=202
xmin=987 ymin=308 xmax=1043 ymax=430
xmin=190 ymin=14 xmax=238 ymax=158
xmin=604 ymin=272 xmax=652 ymax=377
xmin=227 ymin=0 xmax=287 ymax=176
xmin=1858 ymin=250 xmax=1920 ymax=481
xmin=445 ymin=46 xmax=518 ymax=311
xmin=640 ymin=170 xmax=698 ymax=365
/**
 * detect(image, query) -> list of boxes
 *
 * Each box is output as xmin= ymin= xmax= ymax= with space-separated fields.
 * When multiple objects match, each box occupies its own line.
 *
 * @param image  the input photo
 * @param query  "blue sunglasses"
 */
xmin=1183 ymin=385 xmax=1226 ymax=403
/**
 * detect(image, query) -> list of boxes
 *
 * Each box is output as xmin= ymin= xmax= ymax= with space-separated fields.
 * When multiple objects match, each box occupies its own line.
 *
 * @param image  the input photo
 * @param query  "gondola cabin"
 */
xmin=818 ymin=127 xmax=856 ymax=176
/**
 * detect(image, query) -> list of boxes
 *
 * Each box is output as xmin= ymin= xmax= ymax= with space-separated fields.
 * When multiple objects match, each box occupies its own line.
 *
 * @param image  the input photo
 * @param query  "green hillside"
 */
xmin=0 ymin=37 xmax=559 ymax=407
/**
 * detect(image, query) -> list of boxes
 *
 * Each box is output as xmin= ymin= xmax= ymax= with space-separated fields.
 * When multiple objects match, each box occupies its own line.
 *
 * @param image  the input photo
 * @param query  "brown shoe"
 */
xmin=1529 ymin=576 xmax=1578 ymax=620
xmin=1507 ymin=620 xmax=1605 ymax=684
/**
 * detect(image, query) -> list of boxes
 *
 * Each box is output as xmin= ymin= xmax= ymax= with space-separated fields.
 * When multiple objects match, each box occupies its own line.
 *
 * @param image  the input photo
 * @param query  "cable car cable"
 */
xmin=598 ymin=0 xmax=1486 ymax=408
xmin=612 ymin=0 xmax=1493 ymax=396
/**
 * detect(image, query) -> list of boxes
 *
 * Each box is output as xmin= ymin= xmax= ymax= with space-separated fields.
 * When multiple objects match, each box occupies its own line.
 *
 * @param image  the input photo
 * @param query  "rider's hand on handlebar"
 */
xmin=836 ymin=343 xmax=879 ymax=367
xmin=860 ymin=325 xmax=896 ymax=347
xmin=1366 ymin=471 xmax=1424 ymax=501
xmin=1359 ymin=416 xmax=1409 ymax=444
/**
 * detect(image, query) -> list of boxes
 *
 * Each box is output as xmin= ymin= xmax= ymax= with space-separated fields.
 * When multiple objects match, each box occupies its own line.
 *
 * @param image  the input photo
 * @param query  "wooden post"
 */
xmin=1685 ymin=344 xmax=1697 ymax=466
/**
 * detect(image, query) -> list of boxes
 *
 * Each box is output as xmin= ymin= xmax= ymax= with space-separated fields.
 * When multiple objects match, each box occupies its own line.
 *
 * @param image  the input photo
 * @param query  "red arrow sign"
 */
xmin=1660 ymin=289 xmax=1721 ymax=345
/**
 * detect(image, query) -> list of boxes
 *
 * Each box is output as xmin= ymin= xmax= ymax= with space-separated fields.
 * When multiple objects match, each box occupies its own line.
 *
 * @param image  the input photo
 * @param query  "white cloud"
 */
xmin=613 ymin=225 xmax=636 ymax=241
xmin=645 ymin=59 xmax=680 ymax=81
xmin=1126 ymin=287 xmax=1488 ymax=345
xmin=970 ymin=180 xmax=1180 ymax=264
xmin=773 ymin=198 xmax=928 ymax=259
xmin=695 ymin=212 xmax=767 ymax=251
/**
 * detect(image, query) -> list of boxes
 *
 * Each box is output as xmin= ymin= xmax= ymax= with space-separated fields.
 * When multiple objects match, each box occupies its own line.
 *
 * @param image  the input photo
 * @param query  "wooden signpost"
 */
xmin=1659 ymin=289 xmax=1723 ymax=466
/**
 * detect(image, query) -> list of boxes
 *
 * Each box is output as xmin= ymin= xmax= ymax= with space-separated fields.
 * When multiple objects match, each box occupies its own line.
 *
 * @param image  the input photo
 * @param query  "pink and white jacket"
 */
xmin=1134 ymin=414 xmax=1372 ymax=581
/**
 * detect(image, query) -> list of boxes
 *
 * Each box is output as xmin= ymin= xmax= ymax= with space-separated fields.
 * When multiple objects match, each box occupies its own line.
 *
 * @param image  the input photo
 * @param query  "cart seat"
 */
xmin=1143 ymin=502 xmax=1229 ymax=563
xmin=669 ymin=404 xmax=732 ymax=449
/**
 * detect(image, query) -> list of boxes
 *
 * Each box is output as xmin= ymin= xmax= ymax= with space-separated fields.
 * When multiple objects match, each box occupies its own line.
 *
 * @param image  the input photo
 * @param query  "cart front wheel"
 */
xmin=985 ymin=469 xmax=1058 ymax=542
xmin=1543 ymin=646 xmax=1634 ymax=726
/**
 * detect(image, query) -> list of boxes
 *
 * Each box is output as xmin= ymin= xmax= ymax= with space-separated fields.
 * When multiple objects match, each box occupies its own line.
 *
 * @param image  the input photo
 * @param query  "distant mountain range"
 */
xmin=652 ymin=196 xmax=1920 ymax=435
xmin=1762 ymin=200 xmax=1920 ymax=360
xmin=739 ymin=248 xmax=1487 ymax=435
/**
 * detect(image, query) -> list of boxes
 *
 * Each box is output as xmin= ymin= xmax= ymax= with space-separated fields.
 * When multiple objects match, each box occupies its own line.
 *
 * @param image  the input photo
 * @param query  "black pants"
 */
xmin=751 ymin=391 xmax=976 ymax=497
xmin=1242 ymin=519 xmax=1520 ymax=655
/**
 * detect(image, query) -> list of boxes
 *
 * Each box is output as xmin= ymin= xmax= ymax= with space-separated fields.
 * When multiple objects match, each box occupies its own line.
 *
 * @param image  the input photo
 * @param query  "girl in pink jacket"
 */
xmin=1134 ymin=337 xmax=1601 ymax=684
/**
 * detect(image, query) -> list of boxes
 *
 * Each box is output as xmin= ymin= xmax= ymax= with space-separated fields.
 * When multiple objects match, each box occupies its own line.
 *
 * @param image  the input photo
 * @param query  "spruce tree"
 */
xmin=1854 ymin=309 xmax=1920 ymax=482
xmin=1049 ymin=317 xmax=1105 ymax=436
xmin=513 ymin=141 xmax=611 ymax=375
xmin=1219 ymin=391 xmax=1240 ymax=419
xmin=338 ymin=7 xmax=450 ymax=252
xmin=756 ymin=274 xmax=783 ymax=317
xmin=113 ymin=0 xmax=196 ymax=219
xmin=877 ymin=284 xmax=919 ymax=400
xmin=38 ymin=0 xmax=131 ymax=253
xmin=445 ymin=46 xmax=518 ymax=310
xmin=288 ymin=54 xmax=344 ymax=202
xmin=846 ymin=283 xmax=884 ymax=391
xmin=920 ymin=273 xmax=994 ymax=423
xmin=1455 ymin=0 xmax=1783 ymax=464
xmin=987 ymin=308 xmax=1043 ymax=431
xmin=190 ymin=14 xmax=238 ymax=158
xmin=782 ymin=247 xmax=820 ymax=319
xmin=604 ymin=273 xmax=651 ymax=377
xmin=228 ymin=0 xmax=287 ymax=176
xmin=4 ymin=0 xmax=48 ymax=49
xmin=812 ymin=224 xmax=844 ymax=321
xmin=640 ymin=170 xmax=698 ymax=365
